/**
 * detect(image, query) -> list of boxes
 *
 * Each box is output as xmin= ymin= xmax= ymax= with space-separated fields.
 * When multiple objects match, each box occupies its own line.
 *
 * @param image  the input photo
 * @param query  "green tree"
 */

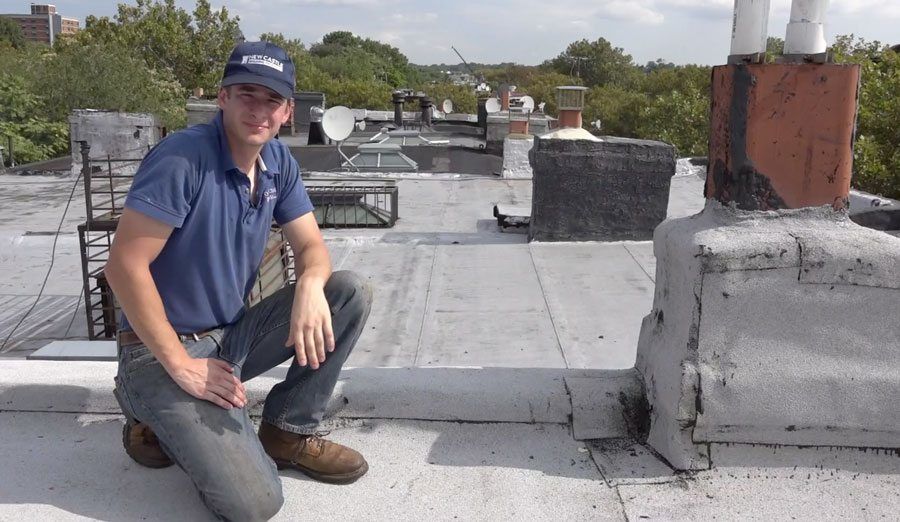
xmin=80 ymin=0 xmax=241 ymax=93
xmin=638 ymin=89 xmax=709 ymax=156
xmin=259 ymin=32 xmax=305 ymax=58
xmin=0 ymin=74 xmax=68 ymax=164
xmin=831 ymin=35 xmax=900 ymax=198
xmin=414 ymin=83 xmax=477 ymax=114
xmin=0 ymin=17 xmax=25 ymax=49
xmin=583 ymin=85 xmax=648 ymax=137
xmin=39 ymin=40 xmax=185 ymax=128
xmin=545 ymin=38 xmax=638 ymax=88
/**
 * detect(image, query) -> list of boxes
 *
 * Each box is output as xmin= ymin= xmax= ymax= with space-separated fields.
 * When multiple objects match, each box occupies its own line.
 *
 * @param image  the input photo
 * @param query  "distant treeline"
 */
xmin=0 ymin=1 xmax=896 ymax=198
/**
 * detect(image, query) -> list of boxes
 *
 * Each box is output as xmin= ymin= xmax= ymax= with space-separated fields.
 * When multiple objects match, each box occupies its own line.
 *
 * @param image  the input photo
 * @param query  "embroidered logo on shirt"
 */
xmin=262 ymin=187 xmax=278 ymax=202
xmin=241 ymin=55 xmax=284 ymax=72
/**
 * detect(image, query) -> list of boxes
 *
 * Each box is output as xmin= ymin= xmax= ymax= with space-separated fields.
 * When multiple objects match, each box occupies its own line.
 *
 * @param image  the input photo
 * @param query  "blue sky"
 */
xmin=45 ymin=1 xmax=900 ymax=65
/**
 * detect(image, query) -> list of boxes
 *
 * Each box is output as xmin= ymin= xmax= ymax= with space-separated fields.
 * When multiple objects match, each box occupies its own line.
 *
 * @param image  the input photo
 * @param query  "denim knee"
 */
xmin=212 ymin=481 xmax=284 ymax=522
xmin=327 ymin=270 xmax=373 ymax=316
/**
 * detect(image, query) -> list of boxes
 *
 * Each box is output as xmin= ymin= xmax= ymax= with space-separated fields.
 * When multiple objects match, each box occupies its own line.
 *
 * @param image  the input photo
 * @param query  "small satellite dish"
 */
xmin=592 ymin=120 xmax=602 ymax=130
xmin=322 ymin=106 xmax=355 ymax=142
xmin=442 ymin=99 xmax=453 ymax=114
xmin=356 ymin=119 xmax=367 ymax=131
xmin=538 ymin=102 xmax=546 ymax=112
xmin=309 ymin=105 xmax=325 ymax=123
xmin=521 ymin=96 xmax=535 ymax=113
xmin=485 ymin=97 xmax=502 ymax=113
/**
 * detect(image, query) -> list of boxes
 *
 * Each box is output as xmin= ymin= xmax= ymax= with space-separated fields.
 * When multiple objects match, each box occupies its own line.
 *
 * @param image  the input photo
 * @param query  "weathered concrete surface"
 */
xmin=530 ymin=242 xmax=654 ymax=369
xmin=620 ymin=443 xmax=900 ymax=521
xmin=636 ymin=201 xmax=900 ymax=469
xmin=0 ymin=412 xmax=620 ymax=522
xmin=566 ymin=371 xmax=645 ymax=440
xmin=588 ymin=439 xmax=677 ymax=486
xmin=68 ymin=110 xmax=161 ymax=177
xmin=500 ymin=135 xmax=534 ymax=179
xmin=0 ymin=362 xmax=581 ymax=424
xmin=529 ymin=137 xmax=676 ymax=242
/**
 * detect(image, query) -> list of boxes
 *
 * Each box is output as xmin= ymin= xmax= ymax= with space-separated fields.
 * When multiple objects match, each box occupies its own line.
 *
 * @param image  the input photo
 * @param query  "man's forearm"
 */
xmin=105 ymin=262 xmax=190 ymax=372
xmin=295 ymin=242 xmax=332 ymax=287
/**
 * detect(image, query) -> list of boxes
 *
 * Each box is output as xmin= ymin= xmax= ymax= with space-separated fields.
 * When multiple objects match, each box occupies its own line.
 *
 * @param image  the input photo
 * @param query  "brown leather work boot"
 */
xmin=258 ymin=422 xmax=368 ymax=484
xmin=122 ymin=421 xmax=174 ymax=469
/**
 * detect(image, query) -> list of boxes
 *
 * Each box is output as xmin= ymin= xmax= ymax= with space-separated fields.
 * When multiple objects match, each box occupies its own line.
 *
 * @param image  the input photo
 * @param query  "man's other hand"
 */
xmin=170 ymin=357 xmax=247 ymax=409
xmin=284 ymin=278 xmax=335 ymax=370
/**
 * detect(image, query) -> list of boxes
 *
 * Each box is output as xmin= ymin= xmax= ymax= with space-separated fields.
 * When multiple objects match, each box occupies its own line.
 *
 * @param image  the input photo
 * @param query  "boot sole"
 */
xmin=122 ymin=423 xmax=174 ymax=469
xmin=273 ymin=458 xmax=369 ymax=485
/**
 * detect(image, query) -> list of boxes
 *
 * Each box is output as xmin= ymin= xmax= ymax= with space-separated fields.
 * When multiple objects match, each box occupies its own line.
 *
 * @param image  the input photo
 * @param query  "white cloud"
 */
xmin=832 ymin=0 xmax=900 ymax=17
xmin=599 ymin=1 xmax=665 ymax=24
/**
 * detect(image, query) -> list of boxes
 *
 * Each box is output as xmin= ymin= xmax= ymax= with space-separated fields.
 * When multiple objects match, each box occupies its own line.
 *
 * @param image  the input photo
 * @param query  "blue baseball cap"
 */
xmin=221 ymin=41 xmax=295 ymax=99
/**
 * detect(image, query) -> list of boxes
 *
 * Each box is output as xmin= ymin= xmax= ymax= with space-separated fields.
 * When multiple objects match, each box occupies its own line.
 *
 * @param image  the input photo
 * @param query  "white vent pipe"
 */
xmin=784 ymin=0 xmax=829 ymax=54
xmin=730 ymin=0 xmax=771 ymax=56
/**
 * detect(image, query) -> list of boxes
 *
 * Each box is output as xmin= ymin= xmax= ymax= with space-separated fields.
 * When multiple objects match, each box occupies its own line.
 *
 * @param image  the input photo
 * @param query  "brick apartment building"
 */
xmin=1 ymin=4 xmax=80 ymax=45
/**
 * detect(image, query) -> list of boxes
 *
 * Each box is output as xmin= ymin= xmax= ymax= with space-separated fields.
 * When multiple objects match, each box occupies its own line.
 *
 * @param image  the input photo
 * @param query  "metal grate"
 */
xmin=77 ymin=141 xmax=148 ymax=227
xmin=307 ymin=184 xmax=398 ymax=228
xmin=247 ymin=226 xmax=295 ymax=307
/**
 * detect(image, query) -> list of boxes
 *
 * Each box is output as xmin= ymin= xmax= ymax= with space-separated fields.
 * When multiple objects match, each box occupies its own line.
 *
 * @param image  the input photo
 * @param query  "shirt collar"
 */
xmin=213 ymin=110 xmax=280 ymax=178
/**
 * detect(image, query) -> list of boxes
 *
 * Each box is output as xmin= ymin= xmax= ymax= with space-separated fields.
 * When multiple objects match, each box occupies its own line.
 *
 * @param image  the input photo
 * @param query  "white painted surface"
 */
xmin=784 ymin=0 xmax=829 ymax=53
xmin=500 ymin=136 xmax=534 ymax=179
xmin=731 ymin=0 xmax=772 ymax=56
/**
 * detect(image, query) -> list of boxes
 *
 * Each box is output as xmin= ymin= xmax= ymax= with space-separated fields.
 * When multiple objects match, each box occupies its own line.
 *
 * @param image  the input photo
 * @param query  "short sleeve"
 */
xmin=273 ymin=154 xmax=314 ymax=225
xmin=124 ymin=138 xmax=198 ymax=228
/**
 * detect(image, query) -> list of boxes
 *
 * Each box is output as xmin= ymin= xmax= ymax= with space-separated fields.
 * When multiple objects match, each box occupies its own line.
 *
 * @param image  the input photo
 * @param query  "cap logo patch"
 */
xmin=241 ymin=54 xmax=284 ymax=72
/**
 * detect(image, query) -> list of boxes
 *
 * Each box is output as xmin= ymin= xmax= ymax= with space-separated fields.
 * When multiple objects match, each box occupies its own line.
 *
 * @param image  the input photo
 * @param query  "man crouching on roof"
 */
xmin=105 ymin=41 xmax=372 ymax=521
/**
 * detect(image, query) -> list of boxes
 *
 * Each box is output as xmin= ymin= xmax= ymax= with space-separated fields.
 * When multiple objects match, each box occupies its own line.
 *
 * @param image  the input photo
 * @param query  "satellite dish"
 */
xmin=322 ymin=106 xmax=354 ymax=142
xmin=538 ymin=102 xmax=546 ymax=112
xmin=442 ymin=99 xmax=453 ymax=114
xmin=521 ymin=96 xmax=535 ymax=113
xmin=356 ymin=119 xmax=367 ymax=131
xmin=485 ymin=97 xmax=502 ymax=113
xmin=592 ymin=120 xmax=602 ymax=130
xmin=309 ymin=105 xmax=325 ymax=123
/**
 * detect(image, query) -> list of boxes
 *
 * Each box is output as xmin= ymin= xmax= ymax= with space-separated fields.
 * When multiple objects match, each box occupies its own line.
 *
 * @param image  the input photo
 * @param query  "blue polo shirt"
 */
xmin=121 ymin=112 xmax=313 ymax=333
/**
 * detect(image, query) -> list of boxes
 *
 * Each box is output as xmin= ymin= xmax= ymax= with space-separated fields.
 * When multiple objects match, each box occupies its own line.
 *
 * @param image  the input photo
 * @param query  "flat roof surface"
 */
xmin=2 ymin=168 xmax=898 ymax=520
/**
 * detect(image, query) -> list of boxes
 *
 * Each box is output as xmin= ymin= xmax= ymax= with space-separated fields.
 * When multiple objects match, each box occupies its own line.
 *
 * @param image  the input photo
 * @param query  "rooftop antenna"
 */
xmin=485 ymin=97 xmax=502 ymax=114
xmin=538 ymin=101 xmax=546 ymax=113
xmin=322 ymin=106 xmax=357 ymax=171
xmin=442 ymin=99 xmax=454 ymax=115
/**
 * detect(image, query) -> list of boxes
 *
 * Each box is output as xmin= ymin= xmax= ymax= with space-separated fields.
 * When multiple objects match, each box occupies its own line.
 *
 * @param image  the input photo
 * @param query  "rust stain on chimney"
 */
xmin=706 ymin=63 xmax=860 ymax=211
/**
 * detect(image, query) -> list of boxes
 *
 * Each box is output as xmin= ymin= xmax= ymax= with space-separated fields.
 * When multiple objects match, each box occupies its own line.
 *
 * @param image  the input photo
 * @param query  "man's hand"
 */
xmin=284 ymin=278 xmax=335 ymax=370
xmin=168 ymin=357 xmax=247 ymax=410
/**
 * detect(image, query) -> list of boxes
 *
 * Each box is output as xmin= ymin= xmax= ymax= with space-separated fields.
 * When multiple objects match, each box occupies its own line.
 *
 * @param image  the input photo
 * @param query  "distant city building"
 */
xmin=1 ymin=4 xmax=80 ymax=45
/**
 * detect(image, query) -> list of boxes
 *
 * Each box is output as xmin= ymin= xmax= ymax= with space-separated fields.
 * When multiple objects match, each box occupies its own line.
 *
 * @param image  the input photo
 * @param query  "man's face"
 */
xmin=217 ymin=84 xmax=293 ymax=147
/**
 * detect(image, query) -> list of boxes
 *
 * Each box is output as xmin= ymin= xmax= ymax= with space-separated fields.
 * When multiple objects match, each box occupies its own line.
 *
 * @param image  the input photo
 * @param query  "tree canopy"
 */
xmin=0 ymin=0 xmax=896 ymax=198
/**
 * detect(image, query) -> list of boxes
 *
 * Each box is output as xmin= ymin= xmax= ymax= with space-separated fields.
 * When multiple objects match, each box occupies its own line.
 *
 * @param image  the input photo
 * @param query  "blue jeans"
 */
xmin=114 ymin=271 xmax=372 ymax=521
